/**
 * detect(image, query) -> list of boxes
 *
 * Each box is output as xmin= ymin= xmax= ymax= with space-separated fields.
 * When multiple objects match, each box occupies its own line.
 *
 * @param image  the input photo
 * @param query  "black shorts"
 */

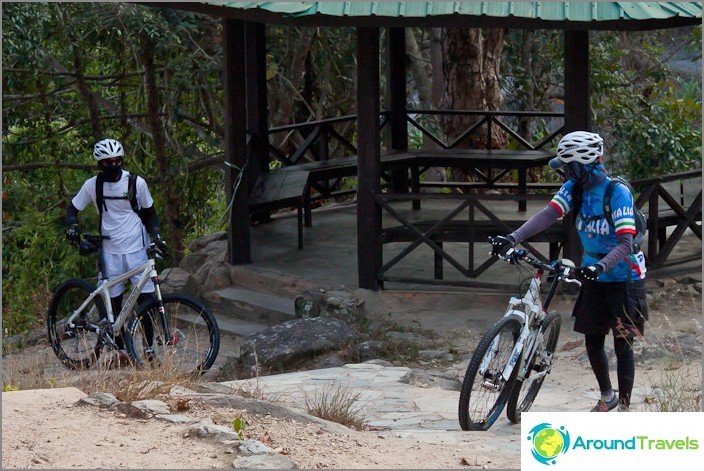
xmin=572 ymin=279 xmax=649 ymax=338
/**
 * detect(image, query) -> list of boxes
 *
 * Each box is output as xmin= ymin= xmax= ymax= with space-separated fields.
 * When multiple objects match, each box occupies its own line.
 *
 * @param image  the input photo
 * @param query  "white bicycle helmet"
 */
xmin=93 ymin=139 xmax=125 ymax=161
xmin=549 ymin=131 xmax=603 ymax=169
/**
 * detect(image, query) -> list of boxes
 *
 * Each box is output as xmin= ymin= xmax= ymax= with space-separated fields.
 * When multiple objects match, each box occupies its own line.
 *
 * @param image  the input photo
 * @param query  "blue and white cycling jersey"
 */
xmin=549 ymin=179 xmax=646 ymax=282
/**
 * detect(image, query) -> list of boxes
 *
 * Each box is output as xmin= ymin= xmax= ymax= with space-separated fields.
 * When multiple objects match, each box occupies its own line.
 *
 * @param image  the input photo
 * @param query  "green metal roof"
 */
xmin=204 ymin=2 xmax=702 ymax=22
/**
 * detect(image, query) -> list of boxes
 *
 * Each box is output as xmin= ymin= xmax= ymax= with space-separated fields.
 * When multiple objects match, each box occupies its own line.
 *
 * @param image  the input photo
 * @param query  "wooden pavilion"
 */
xmin=145 ymin=2 xmax=701 ymax=290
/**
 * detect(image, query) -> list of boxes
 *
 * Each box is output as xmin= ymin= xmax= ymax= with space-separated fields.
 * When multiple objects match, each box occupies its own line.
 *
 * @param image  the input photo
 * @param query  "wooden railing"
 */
xmin=406 ymin=109 xmax=564 ymax=150
xmin=375 ymin=191 xmax=563 ymax=290
xmin=632 ymin=169 xmax=702 ymax=267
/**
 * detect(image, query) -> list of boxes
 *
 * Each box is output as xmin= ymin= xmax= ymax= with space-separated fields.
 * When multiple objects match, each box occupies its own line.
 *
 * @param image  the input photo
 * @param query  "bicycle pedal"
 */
xmin=62 ymin=330 xmax=76 ymax=340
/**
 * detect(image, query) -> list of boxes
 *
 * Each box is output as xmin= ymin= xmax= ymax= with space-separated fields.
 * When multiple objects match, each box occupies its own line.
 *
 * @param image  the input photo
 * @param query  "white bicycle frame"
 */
xmin=65 ymin=254 xmax=163 ymax=339
xmin=479 ymin=260 xmax=578 ymax=385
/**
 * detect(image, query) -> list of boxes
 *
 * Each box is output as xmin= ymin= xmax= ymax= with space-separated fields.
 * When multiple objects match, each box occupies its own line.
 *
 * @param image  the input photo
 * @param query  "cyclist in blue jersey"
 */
xmin=491 ymin=131 xmax=648 ymax=412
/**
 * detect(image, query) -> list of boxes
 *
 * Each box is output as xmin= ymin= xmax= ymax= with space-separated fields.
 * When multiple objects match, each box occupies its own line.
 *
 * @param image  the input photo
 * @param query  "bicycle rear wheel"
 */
xmin=47 ymin=278 xmax=106 ymax=370
xmin=125 ymin=294 xmax=220 ymax=376
xmin=506 ymin=311 xmax=561 ymax=424
xmin=458 ymin=315 xmax=522 ymax=431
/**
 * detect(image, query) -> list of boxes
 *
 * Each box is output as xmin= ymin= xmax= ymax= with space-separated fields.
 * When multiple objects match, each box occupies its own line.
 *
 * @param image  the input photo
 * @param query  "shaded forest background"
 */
xmin=2 ymin=3 xmax=701 ymax=336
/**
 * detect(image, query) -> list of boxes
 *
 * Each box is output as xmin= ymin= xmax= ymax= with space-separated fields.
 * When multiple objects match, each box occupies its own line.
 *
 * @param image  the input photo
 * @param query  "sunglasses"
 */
xmin=101 ymin=157 xmax=123 ymax=166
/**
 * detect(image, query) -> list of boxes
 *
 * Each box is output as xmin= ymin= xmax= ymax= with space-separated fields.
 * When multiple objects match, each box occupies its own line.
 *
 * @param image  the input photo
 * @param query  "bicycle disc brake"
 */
xmin=166 ymin=329 xmax=186 ymax=347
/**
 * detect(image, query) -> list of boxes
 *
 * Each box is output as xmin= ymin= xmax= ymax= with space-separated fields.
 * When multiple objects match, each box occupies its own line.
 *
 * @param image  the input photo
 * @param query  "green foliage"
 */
xmin=590 ymin=29 xmax=702 ymax=178
xmin=2 ymin=4 xmax=700 ymax=336
xmin=2 ymin=3 xmax=227 ymax=335
xmin=231 ymin=416 xmax=247 ymax=439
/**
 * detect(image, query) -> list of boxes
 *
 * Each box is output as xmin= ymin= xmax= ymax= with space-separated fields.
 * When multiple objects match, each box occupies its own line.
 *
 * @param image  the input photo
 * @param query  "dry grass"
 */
xmin=303 ymin=381 xmax=367 ymax=430
xmin=637 ymin=301 xmax=702 ymax=412
xmin=1 ymin=348 xmax=203 ymax=403
xmin=641 ymin=363 xmax=702 ymax=412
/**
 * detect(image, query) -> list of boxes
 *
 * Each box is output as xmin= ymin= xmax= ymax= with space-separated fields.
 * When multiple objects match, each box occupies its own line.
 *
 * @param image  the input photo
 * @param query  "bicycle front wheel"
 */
xmin=506 ymin=311 xmax=562 ymax=424
xmin=458 ymin=315 xmax=522 ymax=431
xmin=47 ymin=278 xmax=106 ymax=370
xmin=125 ymin=294 xmax=220 ymax=376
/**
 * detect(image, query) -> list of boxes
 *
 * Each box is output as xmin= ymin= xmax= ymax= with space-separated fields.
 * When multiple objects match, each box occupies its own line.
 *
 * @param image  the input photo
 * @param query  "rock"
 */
xmin=188 ymin=231 xmax=227 ymax=252
xmin=239 ymin=317 xmax=358 ymax=375
xmin=418 ymin=350 xmax=453 ymax=361
xmin=307 ymin=353 xmax=347 ymax=369
xmin=3 ymin=326 xmax=47 ymax=352
xmin=294 ymin=288 xmax=365 ymax=324
xmin=117 ymin=399 xmax=170 ymax=418
xmin=362 ymin=359 xmax=394 ymax=367
xmin=179 ymin=252 xmax=210 ymax=275
xmin=156 ymin=414 xmax=199 ymax=424
xmin=401 ymin=369 xmax=461 ymax=391
xmin=188 ymin=419 xmax=242 ymax=442
xmin=384 ymin=331 xmax=432 ymax=347
xmin=195 ymin=263 xmax=232 ymax=291
xmin=352 ymin=340 xmax=386 ymax=362
xmin=159 ymin=267 xmax=204 ymax=297
xmin=77 ymin=392 xmax=121 ymax=408
xmin=232 ymin=454 xmax=298 ymax=469
xmin=239 ymin=439 xmax=271 ymax=455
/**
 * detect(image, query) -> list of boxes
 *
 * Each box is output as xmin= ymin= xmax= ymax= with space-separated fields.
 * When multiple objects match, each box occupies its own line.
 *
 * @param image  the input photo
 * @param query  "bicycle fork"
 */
xmin=478 ymin=310 xmax=528 ymax=392
xmin=143 ymin=278 xmax=184 ymax=349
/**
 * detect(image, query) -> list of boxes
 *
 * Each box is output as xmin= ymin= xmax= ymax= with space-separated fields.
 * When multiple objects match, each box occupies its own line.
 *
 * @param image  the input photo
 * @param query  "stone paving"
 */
xmin=223 ymin=363 xmax=460 ymax=431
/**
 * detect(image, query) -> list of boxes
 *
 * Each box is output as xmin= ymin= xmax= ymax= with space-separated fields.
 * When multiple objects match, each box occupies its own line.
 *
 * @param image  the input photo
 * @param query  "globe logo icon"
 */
xmin=526 ymin=423 xmax=570 ymax=465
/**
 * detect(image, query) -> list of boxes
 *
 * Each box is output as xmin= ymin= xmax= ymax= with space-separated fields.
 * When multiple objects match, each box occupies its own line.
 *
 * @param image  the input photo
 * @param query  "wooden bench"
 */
xmin=382 ymin=219 xmax=566 ymax=280
xmin=249 ymin=169 xmax=310 ymax=249
xmin=248 ymin=152 xmax=417 ymax=245
xmin=299 ymin=152 xmax=416 ymax=201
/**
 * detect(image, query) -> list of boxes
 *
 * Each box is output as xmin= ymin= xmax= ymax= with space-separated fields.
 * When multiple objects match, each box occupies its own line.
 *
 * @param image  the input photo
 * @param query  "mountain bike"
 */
xmin=47 ymin=233 xmax=220 ymax=375
xmin=458 ymin=237 xmax=581 ymax=431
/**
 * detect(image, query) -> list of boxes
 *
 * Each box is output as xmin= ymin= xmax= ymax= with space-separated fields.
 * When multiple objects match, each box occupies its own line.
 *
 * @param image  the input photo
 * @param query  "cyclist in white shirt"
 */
xmin=65 ymin=139 xmax=166 ymax=360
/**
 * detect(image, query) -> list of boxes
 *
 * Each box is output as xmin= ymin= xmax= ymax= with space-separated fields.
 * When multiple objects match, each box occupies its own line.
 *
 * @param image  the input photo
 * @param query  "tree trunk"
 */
xmin=440 ymin=27 xmax=507 ymax=149
xmin=430 ymin=28 xmax=444 ymax=107
xmin=71 ymin=45 xmax=102 ymax=140
xmin=407 ymin=28 xmax=444 ymax=181
xmin=143 ymin=39 xmax=184 ymax=263
xmin=268 ymin=28 xmax=315 ymax=153
xmin=405 ymin=29 xmax=432 ymax=108
xmin=439 ymin=27 xmax=507 ymax=184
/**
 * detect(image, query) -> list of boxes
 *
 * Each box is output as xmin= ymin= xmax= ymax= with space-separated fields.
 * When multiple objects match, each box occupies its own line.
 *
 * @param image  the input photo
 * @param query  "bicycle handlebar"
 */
xmin=78 ymin=233 xmax=167 ymax=260
xmin=489 ymin=236 xmax=580 ymax=285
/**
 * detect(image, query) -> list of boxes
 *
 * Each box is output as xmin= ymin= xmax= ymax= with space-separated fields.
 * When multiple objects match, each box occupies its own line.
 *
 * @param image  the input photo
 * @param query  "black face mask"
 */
xmin=101 ymin=164 xmax=122 ymax=182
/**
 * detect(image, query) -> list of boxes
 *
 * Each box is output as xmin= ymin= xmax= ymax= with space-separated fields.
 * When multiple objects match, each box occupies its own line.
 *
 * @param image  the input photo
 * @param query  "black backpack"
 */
xmin=574 ymin=176 xmax=647 ymax=250
xmin=95 ymin=172 xmax=146 ymax=230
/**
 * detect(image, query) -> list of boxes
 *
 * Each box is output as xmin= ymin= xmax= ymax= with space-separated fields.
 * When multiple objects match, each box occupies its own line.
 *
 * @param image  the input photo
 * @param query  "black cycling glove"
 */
xmin=490 ymin=235 xmax=515 ymax=257
xmin=66 ymin=224 xmax=81 ymax=245
xmin=153 ymin=234 xmax=168 ymax=257
xmin=575 ymin=264 xmax=604 ymax=281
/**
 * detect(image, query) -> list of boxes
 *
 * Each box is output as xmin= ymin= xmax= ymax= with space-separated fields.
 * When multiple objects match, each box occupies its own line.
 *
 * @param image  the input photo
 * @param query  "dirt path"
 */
xmin=2 ymin=279 xmax=701 ymax=469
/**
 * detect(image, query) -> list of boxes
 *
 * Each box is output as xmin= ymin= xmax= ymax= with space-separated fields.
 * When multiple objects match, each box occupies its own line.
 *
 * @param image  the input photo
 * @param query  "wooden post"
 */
xmin=246 ymin=21 xmax=271 ymax=224
xmin=387 ymin=27 xmax=408 ymax=151
xmin=564 ymin=30 xmax=590 ymax=132
xmin=563 ymin=30 xmax=590 ymax=264
xmin=223 ymin=18 xmax=251 ymax=264
xmin=357 ymin=27 xmax=382 ymax=290
xmin=387 ymin=27 xmax=409 ymax=194
xmin=246 ymin=21 xmax=269 ymax=180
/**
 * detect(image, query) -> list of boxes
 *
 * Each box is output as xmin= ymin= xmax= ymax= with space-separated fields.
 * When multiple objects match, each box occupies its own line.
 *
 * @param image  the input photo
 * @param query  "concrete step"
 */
xmin=202 ymin=286 xmax=298 ymax=328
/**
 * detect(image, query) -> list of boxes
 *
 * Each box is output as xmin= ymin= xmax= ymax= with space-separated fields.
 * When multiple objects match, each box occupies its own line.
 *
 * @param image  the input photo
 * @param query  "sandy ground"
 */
xmin=2 ymin=280 xmax=702 ymax=469
xmin=2 ymin=386 xmax=521 ymax=469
